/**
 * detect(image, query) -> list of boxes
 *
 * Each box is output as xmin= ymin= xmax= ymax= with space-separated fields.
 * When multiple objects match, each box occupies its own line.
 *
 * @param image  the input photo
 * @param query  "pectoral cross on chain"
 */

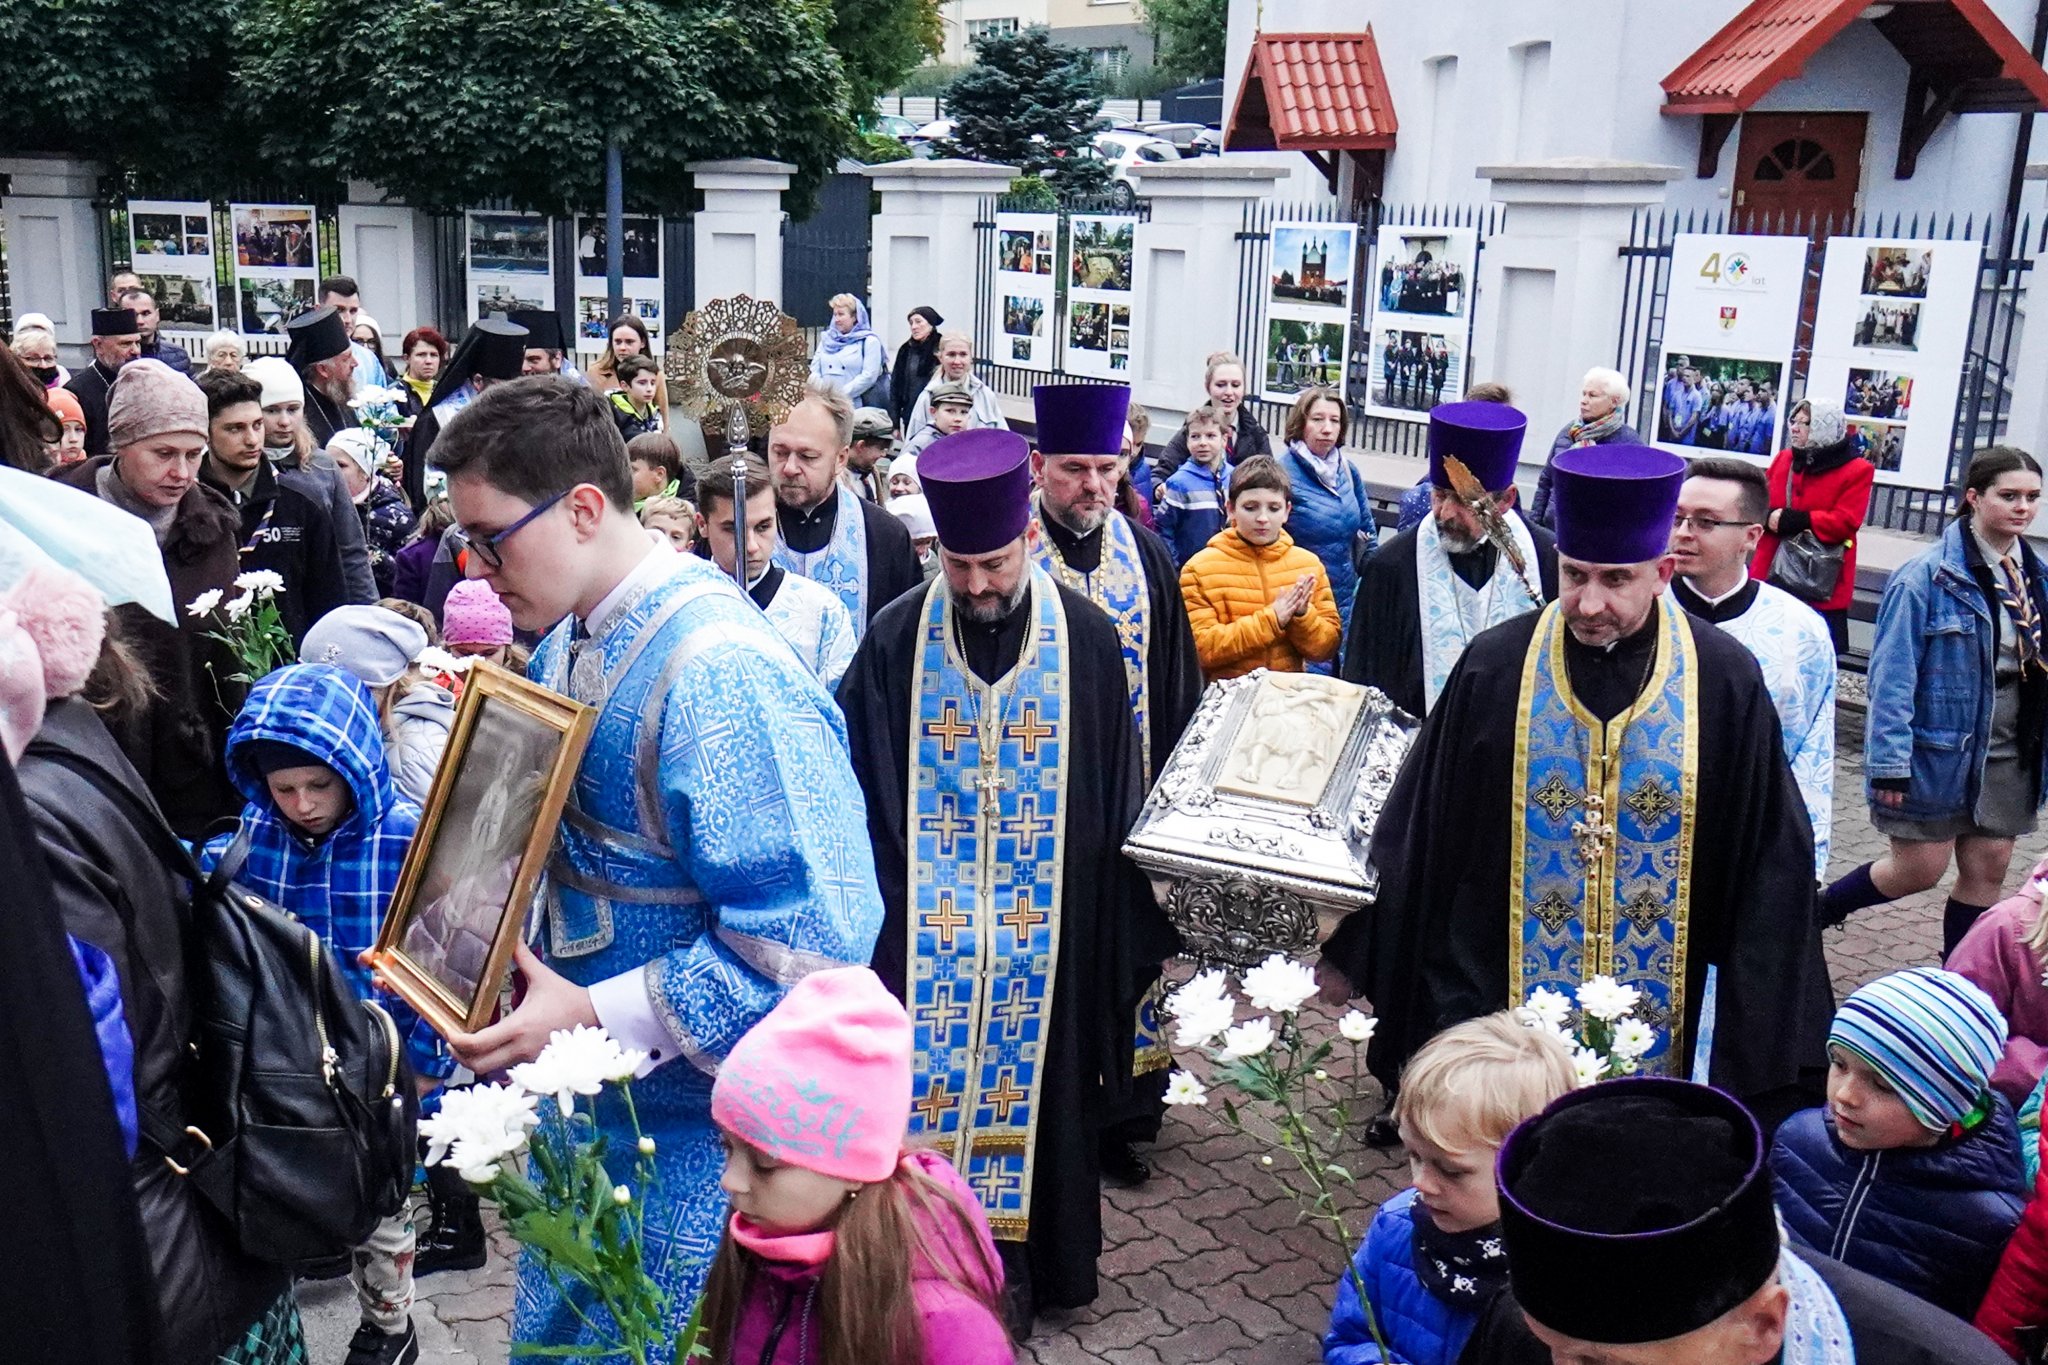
xmin=1571 ymin=757 xmax=1615 ymax=867
xmin=973 ymin=763 xmax=1012 ymax=797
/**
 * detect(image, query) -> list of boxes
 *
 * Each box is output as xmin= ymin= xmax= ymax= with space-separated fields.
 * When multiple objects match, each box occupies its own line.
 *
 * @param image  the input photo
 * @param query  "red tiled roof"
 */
xmin=1663 ymin=0 xmax=2048 ymax=114
xmin=1226 ymin=30 xmax=1398 ymax=153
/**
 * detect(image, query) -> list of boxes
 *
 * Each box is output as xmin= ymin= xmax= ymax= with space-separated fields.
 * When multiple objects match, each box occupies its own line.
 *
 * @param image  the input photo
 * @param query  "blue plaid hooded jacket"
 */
xmin=200 ymin=663 xmax=451 ymax=1078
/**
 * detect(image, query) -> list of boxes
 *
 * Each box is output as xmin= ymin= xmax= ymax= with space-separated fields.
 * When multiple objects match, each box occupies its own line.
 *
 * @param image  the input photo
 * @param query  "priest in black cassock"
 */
xmin=771 ymin=380 xmax=924 ymax=635
xmin=63 ymin=307 xmax=141 ymax=457
xmin=1026 ymin=382 xmax=1204 ymax=1182
xmin=401 ymin=317 xmax=529 ymax=511
xmin=1341 ymin=400 xmax=1557 ymax=718
xmin=837 ymin=427 xmax=1179 ymax=1324
xmin=283 ymin=304 xmax=354 ymax=448
xmin=1320 ymin=444 xmax=1830 ymax=1123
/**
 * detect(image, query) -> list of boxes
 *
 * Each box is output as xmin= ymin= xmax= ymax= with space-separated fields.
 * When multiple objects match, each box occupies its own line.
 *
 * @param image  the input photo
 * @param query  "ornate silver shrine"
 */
xmin=1122 ymin=670 xmax=1418 ymax=968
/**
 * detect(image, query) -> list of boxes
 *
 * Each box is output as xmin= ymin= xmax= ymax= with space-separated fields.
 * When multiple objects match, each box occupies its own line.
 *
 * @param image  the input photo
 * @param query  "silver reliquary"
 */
xmin=1122 ymin=670 xmax=1418 ymax=967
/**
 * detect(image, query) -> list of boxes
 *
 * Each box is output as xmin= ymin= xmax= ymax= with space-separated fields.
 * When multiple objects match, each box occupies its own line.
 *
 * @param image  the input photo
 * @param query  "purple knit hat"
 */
xmin=920 ymin=428 xmax=1033 ymax=554
xmin=1550 ymin=444 xmax=1685 ymax=565
xmin=1428 ymin=400 xmax=1527 ymax=492
xmin=1032 ymin=383 xmax=1130 ymax=456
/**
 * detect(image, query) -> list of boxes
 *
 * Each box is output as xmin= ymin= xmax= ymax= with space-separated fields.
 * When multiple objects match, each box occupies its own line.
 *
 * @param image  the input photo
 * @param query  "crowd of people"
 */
xmin=5 ymin=271 xmax=2048 ymax=1365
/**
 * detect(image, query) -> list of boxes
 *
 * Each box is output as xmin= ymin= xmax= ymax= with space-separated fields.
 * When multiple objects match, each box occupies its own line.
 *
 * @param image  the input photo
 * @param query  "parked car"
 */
xmin=1191 ymin=127 xmax=1224 ymax=156
xmin=1136 ymin=121 xmax=1208 ymax=151
xmin=912 ymin=118 xmax=956 ymax=142
xmin=1091 ymin=130 xmax=1183 ymax=206
xmin=871 ymin=114 xmax=919 ymax=141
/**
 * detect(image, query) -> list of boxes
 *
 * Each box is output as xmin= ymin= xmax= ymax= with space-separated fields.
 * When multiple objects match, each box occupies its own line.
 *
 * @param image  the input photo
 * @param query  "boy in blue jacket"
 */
xmin=1770 ymin=966 xmax=2027 ymax=1322
xmin=1156 ymin=402 xmax=1231 ymax=565
xmin=1325 ymin=1012 xmax=1576 ymax=1365
xmin=202 ymin=663 xmax=450 ymax=1365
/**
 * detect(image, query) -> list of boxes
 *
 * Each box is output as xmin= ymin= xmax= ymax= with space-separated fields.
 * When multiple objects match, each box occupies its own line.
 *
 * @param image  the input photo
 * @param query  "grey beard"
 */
xmin=1047 ymin=500 xmax=1111 ymax=537
xmin=1436 ymin=522 xmax=1482 ymax=555
xmin=314 ymin=373 xmax=352 ymax=406
xmin=954 ymin=576 xmax=1030 ymax=624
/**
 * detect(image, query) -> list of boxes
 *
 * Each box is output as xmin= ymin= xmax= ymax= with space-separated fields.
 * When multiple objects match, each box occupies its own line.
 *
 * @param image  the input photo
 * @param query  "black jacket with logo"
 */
xmin=200 ymin=457 xmax=347 ymax=645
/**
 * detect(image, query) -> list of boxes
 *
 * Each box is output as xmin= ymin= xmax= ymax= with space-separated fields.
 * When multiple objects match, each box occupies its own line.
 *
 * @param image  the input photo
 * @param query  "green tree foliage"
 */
xmin=235 ymin=0 xmax=852 ymax=213
xmin=0 ymin=0 xmax=244 ymax=184
xmin=1142 ymin=0 xmax=1228 ymax=81
xmin=830 ymin=0 xmax=942 ymax=112
xmin=947 ymin=27 xmax=1100 ymax=176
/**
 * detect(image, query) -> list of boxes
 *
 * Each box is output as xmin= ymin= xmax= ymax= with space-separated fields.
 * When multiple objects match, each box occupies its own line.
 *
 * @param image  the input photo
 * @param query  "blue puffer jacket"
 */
xmin=1770 ymin=1099 xmax=2027 ymax=1320
xmin=1324 ymin=1188 xmax=1481 ymax=1365
xmin=1281 ymin=442 xmax=1376 ymax=669
xmin=1865 ymin=519 xmax=2048 ymax=818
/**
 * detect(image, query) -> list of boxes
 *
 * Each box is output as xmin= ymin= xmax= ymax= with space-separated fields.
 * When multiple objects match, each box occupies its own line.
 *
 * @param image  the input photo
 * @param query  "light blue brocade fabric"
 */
xmin=511 ymin=551 xmax=885 ymax=1356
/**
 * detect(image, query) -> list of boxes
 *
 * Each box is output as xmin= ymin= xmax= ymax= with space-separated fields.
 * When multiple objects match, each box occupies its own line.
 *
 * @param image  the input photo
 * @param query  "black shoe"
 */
xmin=1363 ymin=1112 xmax=1402 ymax=1149
xmin=415 ymin=1168 xmax=487 ymax=1276
xmin=344 ymin=1320 xmax=419 ymax=1365
xmin=1098 ymin=1138 xmax=1151 ymax=1188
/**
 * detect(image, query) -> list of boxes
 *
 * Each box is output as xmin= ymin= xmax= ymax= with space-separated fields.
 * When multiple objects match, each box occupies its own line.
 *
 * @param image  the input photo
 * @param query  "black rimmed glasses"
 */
xmin=1671 ymin=513 xmax=1758 ymax=534
xmin=467 ymin=487 xmax=573 ymax=568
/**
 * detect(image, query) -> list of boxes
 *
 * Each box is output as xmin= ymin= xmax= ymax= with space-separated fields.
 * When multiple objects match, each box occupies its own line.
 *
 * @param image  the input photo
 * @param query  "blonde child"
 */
xmin=701 ymin=966 xmax=1013 ymax=1364
xmin=639 ymin=494 xmax=698 ymax=553
xmin=1179 ymin=455 xmax=1341 ymax=679
xmin=1325 ymin=1013 xmax=1575 ymax=1365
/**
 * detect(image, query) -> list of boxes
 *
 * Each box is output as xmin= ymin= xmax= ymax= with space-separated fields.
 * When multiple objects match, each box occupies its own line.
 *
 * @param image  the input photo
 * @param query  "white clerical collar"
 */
xmin=579 ymin=543 xmax=667 ymax=636
xmin=1684 ymin=571 xmax=1749 ymax=607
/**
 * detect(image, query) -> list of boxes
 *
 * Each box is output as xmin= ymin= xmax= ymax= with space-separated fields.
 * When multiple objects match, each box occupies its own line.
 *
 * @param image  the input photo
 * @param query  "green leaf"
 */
xmin=1325 ymin=1163 xmax=1353 ymax=1183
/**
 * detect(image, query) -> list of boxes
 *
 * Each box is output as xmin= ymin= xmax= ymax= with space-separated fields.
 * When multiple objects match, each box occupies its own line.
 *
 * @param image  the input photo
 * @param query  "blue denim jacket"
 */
xmin=1864 ymin=520 xmax=2048 ymax=818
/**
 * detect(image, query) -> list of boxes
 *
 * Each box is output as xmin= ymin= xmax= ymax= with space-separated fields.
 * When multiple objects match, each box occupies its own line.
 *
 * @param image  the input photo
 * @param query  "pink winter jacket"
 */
xmin=1949 ymin=859 xmax=2048 ymax=1108
xmin=724 ymin=1149 xmax=1014 ymax=1365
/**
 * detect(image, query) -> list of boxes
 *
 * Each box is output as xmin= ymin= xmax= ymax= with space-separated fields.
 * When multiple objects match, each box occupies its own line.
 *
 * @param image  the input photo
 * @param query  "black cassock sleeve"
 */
xmin=835 ymin=594 xmax=918 ymax=997
xmin=859 ymin=498 xmax=928 ymax=628
xmin=1132 ymin=522 xmax=1205 ymax=762
xmin=1341 ymin=530 xmax=1426 ymax=719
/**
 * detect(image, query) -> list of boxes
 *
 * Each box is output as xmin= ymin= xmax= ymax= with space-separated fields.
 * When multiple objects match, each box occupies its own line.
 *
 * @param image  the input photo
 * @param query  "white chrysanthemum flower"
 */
xmin=233 ymin=569 xmax=286 ymax=596
xmin=1522 ymin=986 xmax=1573 ymax=1030
xmin=1166 ymin=968 xmax=1231 ymax=1018
xmin=1218 ymin=1017 xmax=1276 ymax=1061
xmin=1162 ymin=1070 xmax=1209 ymax=1106
xmin=186 ymin=588 xmax=223 ymax=618
xmin=1240 ymin=954 xmax=1319 ymax=1015
xmin=1338 ymin=1010 xmax=1377 ymax=1043
xmin=419 ymin=1082 xmax=540 ymax=1182
xmin=223 ymin=590 xmax=254 ymax=621
xmin=509 ymin=1024 xmax=648 ymax=1116
xmin=1575 ymin=975 xmax=1641 ymax=1023
xmin=1571 ymin=1047 xmax=1608 ymax=1089
xmin=1171 ymin=994 xmax=1236 ymax=1050
xmin=1609 ymin=1018 xmax=1656 ymax=1061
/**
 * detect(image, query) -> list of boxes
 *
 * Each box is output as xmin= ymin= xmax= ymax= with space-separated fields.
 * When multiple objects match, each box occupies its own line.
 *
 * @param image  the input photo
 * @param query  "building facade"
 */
xmin=1047 ymin=0 xmax=1157 ymax=76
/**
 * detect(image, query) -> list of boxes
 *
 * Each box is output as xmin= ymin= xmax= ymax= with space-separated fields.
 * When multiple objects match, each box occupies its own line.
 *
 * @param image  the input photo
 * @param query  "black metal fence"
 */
xmin=970 ymin=192 xmax=1151 ymax=405
xmin=1231 ymin=200 xmax=1499 ymax=460
xmin=1614 ymin=207 xmax=2046 ymax=535
xmin=783 ymin=172 xmax=875 ymax=329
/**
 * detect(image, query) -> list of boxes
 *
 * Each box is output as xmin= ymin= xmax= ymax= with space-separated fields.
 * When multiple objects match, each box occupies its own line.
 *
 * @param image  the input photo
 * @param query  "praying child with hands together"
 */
xmin=1178 ymin=454 xmax=1342 ymax=680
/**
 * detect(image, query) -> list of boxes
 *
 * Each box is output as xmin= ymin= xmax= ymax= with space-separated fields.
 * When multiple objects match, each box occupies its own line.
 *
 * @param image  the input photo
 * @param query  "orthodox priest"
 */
xmin=1027 ymin=382 xmax=1203 ymax=1182
xmin=401 ymin=316 xmax=529 ymax=509
xmin=1342 ymin=400 xmax=1556 ymax=716
xmin=837 ymin=427 xmax=1179 ymax=1323
xmin=771 ymin=378 xmax=924 ymax=634
xmin=1319 ymin=445 xmax=1830 ymax=1123
xmin=283 ymin=304 xmax=356 ymax=447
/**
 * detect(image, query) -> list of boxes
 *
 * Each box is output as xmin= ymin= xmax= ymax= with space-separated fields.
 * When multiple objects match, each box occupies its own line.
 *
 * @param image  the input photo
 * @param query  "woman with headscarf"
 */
xmin=889 ymin=305 xmax=943 ymax=432
xmin=1753 ymin=396 xmax=1875 ymax=657
xmin=808 ymin=292 xmax=885 ymax=406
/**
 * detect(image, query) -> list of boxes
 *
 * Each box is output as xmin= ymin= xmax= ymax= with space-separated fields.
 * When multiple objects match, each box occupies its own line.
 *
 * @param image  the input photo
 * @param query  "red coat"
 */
xmin=1751 ymin=440 xmax=1875 ymax=613
xmin=1976 ymin=1125 xmax=2048 ymax=1359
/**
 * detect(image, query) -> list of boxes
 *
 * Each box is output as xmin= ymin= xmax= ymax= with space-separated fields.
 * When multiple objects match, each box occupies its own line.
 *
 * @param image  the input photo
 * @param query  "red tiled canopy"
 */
xmin=1226 ymin=30 xmax=1398 ymax=152
xmin=1663 ymin=0 xmax=2048 ymax=115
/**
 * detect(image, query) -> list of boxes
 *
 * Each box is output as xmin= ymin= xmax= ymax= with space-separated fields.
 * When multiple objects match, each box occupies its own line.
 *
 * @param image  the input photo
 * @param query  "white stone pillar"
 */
xmin=860 ymin=159 xmax=1019 ymax=354
xmin=687 ymin=159 xmax=793 ymax=307
xmin=1 ymin=155 xmax=105 ymax=352
xmin=1126 ymin=161 xmax=1284 ymax=422
xmin=1472 ymin=158 xmax=1681 ymax=475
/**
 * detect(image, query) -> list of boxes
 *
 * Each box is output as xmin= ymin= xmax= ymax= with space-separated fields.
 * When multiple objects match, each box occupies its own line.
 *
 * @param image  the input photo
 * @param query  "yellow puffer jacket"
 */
xmin=1178 ymin=527 xmax=1342 ymax=679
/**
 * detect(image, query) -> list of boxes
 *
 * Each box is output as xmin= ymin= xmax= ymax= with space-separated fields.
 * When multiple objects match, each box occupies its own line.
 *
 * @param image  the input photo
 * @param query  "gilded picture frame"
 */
xmin=371 ymin=662 xmax=595 ymax=1038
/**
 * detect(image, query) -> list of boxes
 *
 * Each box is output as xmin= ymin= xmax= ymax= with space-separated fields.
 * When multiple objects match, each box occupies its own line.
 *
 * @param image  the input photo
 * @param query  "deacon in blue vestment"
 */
xmin=1320 ymin=444 xmax=1830 ymax=1127
xmin=836 ymin=428 xmax=1179 ymax=1321
xmin=430 ymin=376 xmax=885 ymax=1356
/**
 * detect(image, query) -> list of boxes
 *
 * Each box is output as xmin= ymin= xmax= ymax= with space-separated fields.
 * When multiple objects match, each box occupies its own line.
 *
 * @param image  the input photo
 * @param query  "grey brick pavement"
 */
xmin=299 ymin=701 xmax=1967 ymax=1363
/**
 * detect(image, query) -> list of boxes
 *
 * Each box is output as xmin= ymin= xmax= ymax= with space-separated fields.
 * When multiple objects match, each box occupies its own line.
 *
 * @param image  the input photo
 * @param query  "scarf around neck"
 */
xmin=96 ymin=460 xmax=178 ymax=544
xmin=1410 ymin=1207 xmax=1509 ymax=1309
xmin=818 ymin=299 xmax=877 ymax=356
xmin=1567 ymin=407 xmax=1628 ymax=447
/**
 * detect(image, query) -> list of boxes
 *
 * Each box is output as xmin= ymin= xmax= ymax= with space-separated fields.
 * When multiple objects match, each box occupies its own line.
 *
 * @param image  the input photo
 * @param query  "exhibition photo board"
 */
xmin=128 ymin=199 xmax=219 ymax=334
xmin=573 ymin=215 xmax=663 ymax=355
xmin=1363 ymin=225 xmax=1475 ymax=423
xmin=1261 ymin=222 xmax=1358 ymax=405
xmin=1808 ymin=238 xmax=1981 ymax=487
xmin=467 ymin=211 xmax=554 ymax=324
xmin=996 ymin=211 xmax=1058 ymax=372
xmin=231 ymin=202 xmax=319 ymax=336
xmin=1649 ymin=235 xmax=1808 ymax=461
xmin=1062 ymin=213 xmax=1138 ymax=379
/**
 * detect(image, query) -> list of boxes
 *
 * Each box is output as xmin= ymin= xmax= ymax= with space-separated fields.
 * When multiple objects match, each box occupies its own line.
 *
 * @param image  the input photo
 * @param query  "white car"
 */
xmin=912 ymin=118 xmax=956 ymax=142
xmin=1090 ymin=131 xmax=1182 ymax=205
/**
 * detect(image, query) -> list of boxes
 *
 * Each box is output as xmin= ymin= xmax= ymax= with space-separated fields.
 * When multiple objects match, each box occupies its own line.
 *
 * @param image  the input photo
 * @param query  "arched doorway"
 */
xmin=1732 ymin=112 xmax=1866 ymax=231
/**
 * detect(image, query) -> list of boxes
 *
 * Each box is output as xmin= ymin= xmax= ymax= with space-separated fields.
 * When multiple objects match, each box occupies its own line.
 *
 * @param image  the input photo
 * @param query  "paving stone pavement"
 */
xmin=298 ymin=695 xmax=1965 ymax=1363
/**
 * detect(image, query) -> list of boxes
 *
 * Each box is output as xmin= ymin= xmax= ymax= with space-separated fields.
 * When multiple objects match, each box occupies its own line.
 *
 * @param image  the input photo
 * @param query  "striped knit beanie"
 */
xmin=1829 ymin=967 xmax=2006 ymax=1132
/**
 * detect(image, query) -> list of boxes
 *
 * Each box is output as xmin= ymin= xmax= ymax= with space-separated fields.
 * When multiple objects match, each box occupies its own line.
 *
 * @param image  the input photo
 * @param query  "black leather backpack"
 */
xmin=33 ymin=744 xmax=419 ymax=1266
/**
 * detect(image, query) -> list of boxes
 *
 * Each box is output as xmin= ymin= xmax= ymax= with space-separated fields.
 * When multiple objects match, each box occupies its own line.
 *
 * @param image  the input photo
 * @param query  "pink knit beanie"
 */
xmin=107 ymin=359 xmax=208 ymax=450
xmin=710 ymin=966 xmax=913 ymax=1183
xmin=0 ymin=563 xmax=105 ymax=762
xmin=442 ymin=579 xmax=514 ymax=647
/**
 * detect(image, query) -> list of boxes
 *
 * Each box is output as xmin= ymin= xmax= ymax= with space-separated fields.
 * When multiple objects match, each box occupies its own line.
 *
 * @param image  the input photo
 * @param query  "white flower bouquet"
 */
xmin=422 ymin=1025 xmax=707 ymax=1364
xmin=1518 ymin=976 xmax=1655 ymax=1084
xmin=1162 ymin=955 xmax=1394 ymax=1361
xmin=188 ymin=570 xmax=293 ymax=684
xmin=349 ymin=384 xmax=407 ymax=442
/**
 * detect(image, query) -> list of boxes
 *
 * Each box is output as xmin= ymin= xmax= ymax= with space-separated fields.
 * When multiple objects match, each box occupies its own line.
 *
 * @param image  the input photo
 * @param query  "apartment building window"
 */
xmin=1089 ymin=45 xmax=1131 ymax=78
xmin=967 ymin=17 xmax=1020 ymax=43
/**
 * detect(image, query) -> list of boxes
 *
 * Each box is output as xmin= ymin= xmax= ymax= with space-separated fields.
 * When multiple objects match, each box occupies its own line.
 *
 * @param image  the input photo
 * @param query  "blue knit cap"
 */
xmin=1828 ymin=967 xmax=2006 ymax=1131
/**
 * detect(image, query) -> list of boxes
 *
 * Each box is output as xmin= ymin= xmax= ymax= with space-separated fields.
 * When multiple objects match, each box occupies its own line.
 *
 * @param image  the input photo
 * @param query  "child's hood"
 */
xmin=224 ymin=663 xmax=396 ymax=831
xmin=391 ymin=677 xmax=456 ymax=730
